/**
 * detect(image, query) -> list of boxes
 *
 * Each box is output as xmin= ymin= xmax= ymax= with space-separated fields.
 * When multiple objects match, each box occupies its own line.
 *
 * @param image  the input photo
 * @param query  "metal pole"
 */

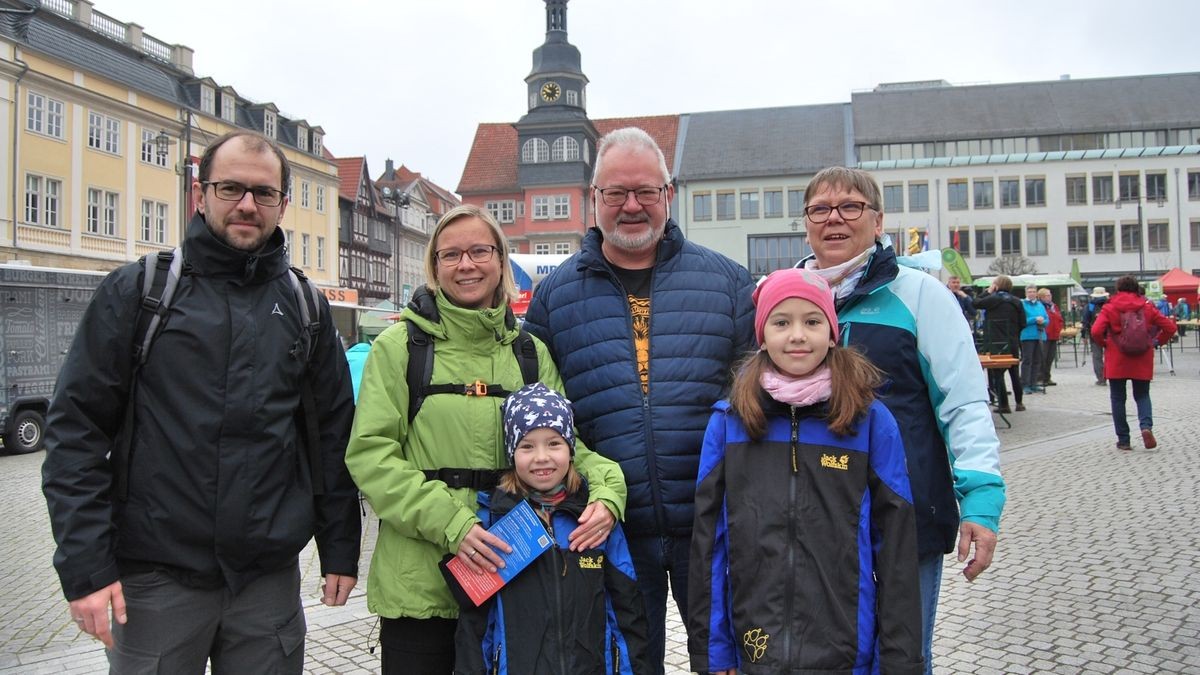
xmin=1137 ymin=198 xmax=1144 ymax=276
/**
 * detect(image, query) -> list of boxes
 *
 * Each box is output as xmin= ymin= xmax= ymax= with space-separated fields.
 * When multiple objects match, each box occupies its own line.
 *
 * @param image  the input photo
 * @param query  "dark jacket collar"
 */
xmin=482 ymin=480 xmax=591 ymax=522
xmin=577 ymin=219 xmax=685 ymax=274
xmin=834 ymin=241 xmax=897 ymax=311
xmin=180 ymin=211 xmax=290 ymax=284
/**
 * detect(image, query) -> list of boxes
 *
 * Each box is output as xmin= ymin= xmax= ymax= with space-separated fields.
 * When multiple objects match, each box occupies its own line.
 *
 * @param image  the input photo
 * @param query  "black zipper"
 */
xmin=783 ymin=406 xmax=799 ymax=665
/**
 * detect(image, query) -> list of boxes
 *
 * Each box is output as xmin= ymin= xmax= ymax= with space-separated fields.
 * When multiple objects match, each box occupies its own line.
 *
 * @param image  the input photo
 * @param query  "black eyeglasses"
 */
xmin=593 ymin=185 xmax=667 ymax=207
xmin=803 ymin=201 xmax=875 ymax=224
xmin=202 ymin=180 xmax=286 ymax=207
xmin=435 ymin=244 xmax=498 ymax=267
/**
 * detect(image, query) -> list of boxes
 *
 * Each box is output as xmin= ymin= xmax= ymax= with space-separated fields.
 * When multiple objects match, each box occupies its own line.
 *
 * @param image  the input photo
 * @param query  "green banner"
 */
xmin=940 ymin=248 xmax=972 ymax=284
xmin=1070 ymin=258 xmax=1081 ymax=284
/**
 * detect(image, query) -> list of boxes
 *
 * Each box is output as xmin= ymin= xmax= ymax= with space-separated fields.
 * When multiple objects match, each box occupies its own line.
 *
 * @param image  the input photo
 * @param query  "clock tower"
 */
xmin=524 ymin=0 xmax=587 ymax=115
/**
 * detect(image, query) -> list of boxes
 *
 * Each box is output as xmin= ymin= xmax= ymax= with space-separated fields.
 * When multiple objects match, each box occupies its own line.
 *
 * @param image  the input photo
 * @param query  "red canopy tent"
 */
xmin=1159 ymin=267 xmax=1200 ymax=309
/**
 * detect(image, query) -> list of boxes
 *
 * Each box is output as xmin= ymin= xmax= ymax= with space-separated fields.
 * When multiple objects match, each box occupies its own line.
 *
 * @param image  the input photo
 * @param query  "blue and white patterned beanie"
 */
xmin=501 ymin=382 xmax=576 ymax=466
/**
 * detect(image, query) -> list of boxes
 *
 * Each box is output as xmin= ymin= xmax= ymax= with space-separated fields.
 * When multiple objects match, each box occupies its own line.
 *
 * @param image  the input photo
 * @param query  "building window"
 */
xmin=908 ymin=182 xmax=929 ymax=212
xmin=1093 ymin=174 xmax=1114 ymax=204
xmin=86 ymin=188 xmax=119 ymax=236
xmin=693 ymin=193 xmax=712 ymax=221
xmin=1121 ymin=222 xmax=1141 ymax=252
xmin=521 ymin=138 xmax=550 ymax=163
xmin=999 ymin=179 xmax=1020 ymax=207
xmin=566 ymin=90 xmax=578 ymax=106
xmin=740 ymin=191 xmax=759 ymax=219
xmin=1065 ymin=176 xmax=1087 ymax=205
xmin=316 ymin=185 xmax=325 ymax=213
xmin=140 ymin=129 xmax=169 ymax=167
xmin=1027 ymin=225 xmax=1047 ymax=256
xmin=200 ymin=86 xmax=215 ymax=114
xmin=140 ymin=199 xmax=168 ymax=243
xmin=555 ymin=242 xmax=571 ymax=255
xmin=487 ymin=200 xmax=516 ymax=223
xmin=763 ymin=190 xmax=783 ymax=218
xmin=302 ymin=233 xmax=310 ymax=266
xmin=552 ymin=195 xmax=570 ymax=219
xmin=312 ymin=133 xmax=323 ymax=155
xmin=551 ymin=136 xmax=579 ymax=161
xmin=716 ymin=192 xmax=735 ymax=220
xmin=297 ymin=128 xmax=308 ymax=151
xmin=534 ymin=242 xmax=550 ymax=255
xmin=221 ymin=94 xmax=235 ymax=122
xmin=1187 ymin=172 xmax=1200 ymax=201
xmin=1094 ymin=224 xmax=1115 ymax=253
xmin=1025 ymin=178 xmax=1046 ymax=207
xmin=24 ymin=174 xmax=62 ymax=227
xmin=975 ymin=228 xmax=995 ymax=257
xmin=533 ymin=195 xmax=550 ymax=219
xmin=317 ymin=236 xmax=325 ymax=270
xmin=882 ymin=184 xmax=904 ymax=213
xmin=747 ymin=234 xmax=811 ymax=276
xmin=301 ymin=181 xmax=310 ymax=208
xmin=286 ymin=230 xmax=296 ymax=264
xmin=950 ymin=227 xmax=969 ymax=256
xmin=26 ymin=92 xmax=65 ymax=138
xmin=1118 ymin=174 xmax=1140 ymax=202
xmin=1192 ymin=220 xmax=1200 ymax=250
xmin=1148 ymin=221 xmax=1169 ymax=252
xmin=262 ymin=111 xmax=275 ymax=138
xmin=947 ymin=180 xmax=968 ymax=210
xmin=973 ymin=179 xmax=994 ymax=209
xmin=1000 ymin=227 xmax=1021 ymax=256
xmin=1146 ymin=173 xmax=1167 ymax=202
xmin=787 ymin=189 xmax=805 ymax=217
xmin=88 ymin=112 xmax=121 ymax=154
xmin=1067 ymin=224 xmax=1089 ymax=254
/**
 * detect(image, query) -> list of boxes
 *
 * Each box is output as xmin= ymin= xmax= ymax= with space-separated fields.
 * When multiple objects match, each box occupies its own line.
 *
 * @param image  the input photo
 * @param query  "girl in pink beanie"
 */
xmin=688 ymin=268 xmax=924 ymax=674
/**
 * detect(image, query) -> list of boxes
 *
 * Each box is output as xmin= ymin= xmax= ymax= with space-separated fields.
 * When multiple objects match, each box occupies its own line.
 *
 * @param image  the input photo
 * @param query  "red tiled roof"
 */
xmin=333 ymin=157 xmax=364 ymax=201
xmin=457 ymin=123 xmax=519 ymax=194
xmin=457 ymin=115 xmax=680 ymax=195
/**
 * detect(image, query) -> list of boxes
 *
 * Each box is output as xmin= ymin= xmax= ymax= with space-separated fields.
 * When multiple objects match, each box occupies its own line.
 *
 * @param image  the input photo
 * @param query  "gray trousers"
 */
xmin=1092 ymin=343 xmax=1106 ymax=380
xmin=108 ymin=565 xmax=305 ymax=675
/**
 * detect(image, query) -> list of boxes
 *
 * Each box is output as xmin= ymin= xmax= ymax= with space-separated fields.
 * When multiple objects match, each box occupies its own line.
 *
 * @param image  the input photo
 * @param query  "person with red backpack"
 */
xmin=1090 ymin=275 xmax=1177 ymax=451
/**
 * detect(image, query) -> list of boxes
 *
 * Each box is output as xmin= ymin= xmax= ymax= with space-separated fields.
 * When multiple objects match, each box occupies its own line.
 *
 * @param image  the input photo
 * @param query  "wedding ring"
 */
xmin=467 ymin=549 xmax=477 ymax=558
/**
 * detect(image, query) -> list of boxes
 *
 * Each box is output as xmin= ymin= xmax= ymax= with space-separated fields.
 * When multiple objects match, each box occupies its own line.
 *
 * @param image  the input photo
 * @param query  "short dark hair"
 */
xmin=1115 ymin=275 xmax=1140 ymax=294
xmin=197 ymin=130 xmax=290 ymax=191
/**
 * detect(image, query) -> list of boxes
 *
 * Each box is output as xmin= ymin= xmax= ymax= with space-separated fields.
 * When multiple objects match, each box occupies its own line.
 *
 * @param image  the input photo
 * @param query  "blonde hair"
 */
xmin=497 ymin=464 xmax=583 ymax=497
xmin=729 ymin=346 xmax=884 ymax=439
xmin=424 ymin=204 xmax=518 ymax=306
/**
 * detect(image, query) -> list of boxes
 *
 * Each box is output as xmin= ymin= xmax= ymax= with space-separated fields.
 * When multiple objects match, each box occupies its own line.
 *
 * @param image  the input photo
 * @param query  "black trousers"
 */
xmin=380 ymin=616 xmax=456 ymax=675
xmin=989 ymin=364 xmax=1022 ymax=409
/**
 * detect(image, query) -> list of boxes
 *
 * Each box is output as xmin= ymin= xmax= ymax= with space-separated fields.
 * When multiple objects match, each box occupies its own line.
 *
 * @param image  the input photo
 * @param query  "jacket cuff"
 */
xmin=63 ymin=560 xmax=121 ymax=602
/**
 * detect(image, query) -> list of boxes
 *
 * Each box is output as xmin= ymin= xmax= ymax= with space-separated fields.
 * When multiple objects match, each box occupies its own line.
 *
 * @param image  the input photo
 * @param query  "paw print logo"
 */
xmin=742 ymin=627 xmax=769 ymax=662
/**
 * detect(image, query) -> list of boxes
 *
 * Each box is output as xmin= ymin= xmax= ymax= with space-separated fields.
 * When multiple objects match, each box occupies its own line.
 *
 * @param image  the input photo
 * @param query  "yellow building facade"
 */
xmin=0 ymin=0 xmax=341 ymax=287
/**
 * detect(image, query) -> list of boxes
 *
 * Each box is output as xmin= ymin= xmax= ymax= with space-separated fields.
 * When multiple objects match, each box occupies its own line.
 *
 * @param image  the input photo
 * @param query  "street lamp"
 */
xmin=789 ymin=218 xmax=802 ymax=231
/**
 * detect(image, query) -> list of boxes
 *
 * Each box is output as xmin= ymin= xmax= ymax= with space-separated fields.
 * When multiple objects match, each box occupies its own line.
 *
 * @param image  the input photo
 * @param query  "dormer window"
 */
xmin=221 ymin=94 xmax=235 ymax=122
xmin=312 ymin=133 xmax=323 ymax=155
xmin=264 ymin=111 xmax=276 ymax=139
xmin=521 ymin=138 xmax=550 ymax=163
xmin=297 ymin=128 xmax=308 ymax=151
xmin=200 ymin=85 xmax=214 ymax=114
xmin=551 ymin=136 xmax=579 ymax=161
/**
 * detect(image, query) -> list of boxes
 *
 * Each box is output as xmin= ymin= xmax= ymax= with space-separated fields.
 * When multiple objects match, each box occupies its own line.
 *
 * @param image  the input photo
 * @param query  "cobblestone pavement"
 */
xmin=3 ymin=340 xmax=1198 ymax=673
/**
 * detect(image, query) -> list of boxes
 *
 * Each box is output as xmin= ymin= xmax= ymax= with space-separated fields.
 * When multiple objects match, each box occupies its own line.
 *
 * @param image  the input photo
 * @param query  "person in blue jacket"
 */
xmin=1019 ymin=285 xmax=1049 ymax=394
xmin=454 ymin=383 xmax=648 ymax=674
xmin=688 ymin=269 xmax=923 ymax=675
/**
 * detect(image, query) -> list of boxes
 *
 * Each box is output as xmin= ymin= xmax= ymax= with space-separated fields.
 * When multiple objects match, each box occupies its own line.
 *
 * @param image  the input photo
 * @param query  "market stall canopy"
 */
xmin=358 ymin=300 xmax=397 ymax=338
xmin=973 ymin=273 xmax=1086 ymax=297
xmin=1159 ymin=267 xmax=1200 ymax=293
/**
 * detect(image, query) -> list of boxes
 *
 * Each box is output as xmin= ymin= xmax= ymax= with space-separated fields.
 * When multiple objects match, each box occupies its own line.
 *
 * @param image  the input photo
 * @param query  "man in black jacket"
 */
xmin=975 ymin=275 xmax=1026 ymax=413
xmin=42 ymin=131 xmax=360 ymax=672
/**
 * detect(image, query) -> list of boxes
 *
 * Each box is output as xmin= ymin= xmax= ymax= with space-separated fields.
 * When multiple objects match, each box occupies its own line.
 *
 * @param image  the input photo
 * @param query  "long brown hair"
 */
xmin=729 ymin=345 xmax=884 ymax=439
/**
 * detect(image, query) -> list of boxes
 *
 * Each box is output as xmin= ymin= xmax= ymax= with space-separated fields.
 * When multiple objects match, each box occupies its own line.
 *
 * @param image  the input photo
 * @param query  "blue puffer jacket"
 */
xmin=524 ymin=222 xmax=755 ymax=538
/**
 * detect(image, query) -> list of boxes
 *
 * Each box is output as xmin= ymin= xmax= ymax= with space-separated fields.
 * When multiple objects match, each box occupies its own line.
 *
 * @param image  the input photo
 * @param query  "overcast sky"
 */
xmin=98 ymin=0 xmax=1198 ymax=192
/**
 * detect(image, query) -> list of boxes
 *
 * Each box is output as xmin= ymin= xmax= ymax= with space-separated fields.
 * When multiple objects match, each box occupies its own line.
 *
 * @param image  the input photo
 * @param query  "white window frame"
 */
xmin=24 ymin=174 xmax=62 ymax=227
xmin=566 ymin=90 xmax=578 ymax=106
xmin=552 ymin=195 xmax=570 ymax=219
xmin=264 ymin=110 xmax=276 ymax=138
xmin=317 ymin=236 xmax=326 ymax=270
xmin=221 ymin=94 xmax=236 ymax=122
xmin=551 ymin=136 xmax=580 ymax=161
xmin=297 ymin=128 xmax=308 ymax=151
xmin=140 ymin=199 xmax=168 ymax=244
xmin=302 ymin=233 xmax=311 ymax=266
xmin=301 ymin=181 xmax=310 ymax=208
xmin=27 ymin=91 xmax=65 ymax=138
xmin=312 ymin=133 xmax=323 ymax=155
xmin=140 ymin=129 xmax=169 ymax=167
xmin=286 ymin=230 xmax=296 ymax=264
xmin=555 ymin=242 xmax=571 ymax=255
xmin=316 ymin=185 xmax=325 ymax=213
xmin=532 ymin=195 xmax=550 ymax=219
xmin=86 ymin=187 xmax=119 ymax=236
xmin=522 ymin=138 xmax=550 ymax=163
xmin=200 ymin=85 xmax=215 ymax=114
xmin=534 ymin=242 xmax=550 ymax=254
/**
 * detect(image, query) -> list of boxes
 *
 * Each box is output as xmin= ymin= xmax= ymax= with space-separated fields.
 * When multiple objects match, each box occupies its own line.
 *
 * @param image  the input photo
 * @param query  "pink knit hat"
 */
xmin=752 ymin=268 xmax=840 ymax=346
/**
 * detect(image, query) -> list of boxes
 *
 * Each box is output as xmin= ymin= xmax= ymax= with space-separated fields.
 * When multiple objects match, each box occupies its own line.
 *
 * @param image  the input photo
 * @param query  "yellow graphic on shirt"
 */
xmin=629 ymin=295 xmax=651 ymax=393
xmin=743 ymin=627 xmax=769 ymax=662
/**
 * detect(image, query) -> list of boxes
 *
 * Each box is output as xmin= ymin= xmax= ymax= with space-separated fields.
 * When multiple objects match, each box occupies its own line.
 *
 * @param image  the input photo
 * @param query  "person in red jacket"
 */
xmin=1036 ymin=288 xmax=1064 ymax=386
xmin=1090 ymin=275 xmax=1177 ymax=451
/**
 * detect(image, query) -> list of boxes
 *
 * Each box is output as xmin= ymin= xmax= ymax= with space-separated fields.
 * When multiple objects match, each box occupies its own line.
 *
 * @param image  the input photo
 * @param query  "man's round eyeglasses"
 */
xmin=202 ymin=180 xmax=286 ymax=207
xmin=435 ymin=244 xmax=498 ymax=267
xmin=802 ymin=201 xmax=875 ymax=224
xmin=593 ymin=185 xmax=667 ymax=207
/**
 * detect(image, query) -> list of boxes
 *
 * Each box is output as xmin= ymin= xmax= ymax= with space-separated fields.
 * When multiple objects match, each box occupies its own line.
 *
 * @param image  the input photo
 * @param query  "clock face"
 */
xmin=540 ymin=81 xmax=561 ymax=102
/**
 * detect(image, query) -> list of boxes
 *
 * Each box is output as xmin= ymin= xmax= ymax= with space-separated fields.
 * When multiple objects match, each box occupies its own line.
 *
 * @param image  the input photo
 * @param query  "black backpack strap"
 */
xmin=288 ymin=267 xmax=325 ymax=495
xmin=512 ymin=330 xmax=539 ymax=386
xmin=421 ymin=468 xmax=500 ymax=491
xmin=405 ymin=319 xmax=435 ymax=424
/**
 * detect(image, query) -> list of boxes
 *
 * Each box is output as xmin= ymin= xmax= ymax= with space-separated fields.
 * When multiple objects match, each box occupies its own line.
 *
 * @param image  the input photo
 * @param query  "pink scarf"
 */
xmin=760 ymin=364 xmax=833 ymax=408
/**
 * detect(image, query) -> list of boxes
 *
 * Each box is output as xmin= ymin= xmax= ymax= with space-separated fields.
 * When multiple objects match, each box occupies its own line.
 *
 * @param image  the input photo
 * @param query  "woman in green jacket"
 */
xmin=345 ymin=204 xmax=627 ymax=674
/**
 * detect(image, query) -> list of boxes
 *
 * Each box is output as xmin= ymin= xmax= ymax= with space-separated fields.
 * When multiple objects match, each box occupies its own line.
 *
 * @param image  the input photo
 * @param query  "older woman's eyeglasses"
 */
xmin=803 ymin=201 xmax=874 ymax=224
xmin=435 ymin=244 xmax=498 ymax=267
xmin=593 ymin=185 xmax=667 ymax=207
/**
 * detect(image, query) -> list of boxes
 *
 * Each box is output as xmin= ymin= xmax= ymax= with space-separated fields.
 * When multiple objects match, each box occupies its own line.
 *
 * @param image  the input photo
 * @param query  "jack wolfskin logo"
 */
xmin=272 ymin=303 xmax=284 ymax=316
xmin=820 ymin=453 xmax=849 ymax=471
xmin=857 ymin=306 xmax=881 ymax=315
xmin=578 ymin=555 xmax=603 ymax=570
xmin=742 ymin=627 xmax=769 ymax=662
